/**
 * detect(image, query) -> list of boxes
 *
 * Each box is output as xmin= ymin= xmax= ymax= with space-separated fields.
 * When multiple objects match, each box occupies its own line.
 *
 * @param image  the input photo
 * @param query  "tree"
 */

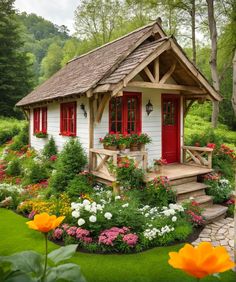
xmin=61 ymin=38 xmax=79 ymax=66
xmin=0 ymin=0 xmax=33 ymax=117
xmin=74 ymin=0 xmax=125 ymax=45
xmin=40 ymin=42 xmax=63 ymax=82
xmin=206 ymin=0 xmax=220 ymax=128
xmin=232 ymin=50 xmax=236 ymax=116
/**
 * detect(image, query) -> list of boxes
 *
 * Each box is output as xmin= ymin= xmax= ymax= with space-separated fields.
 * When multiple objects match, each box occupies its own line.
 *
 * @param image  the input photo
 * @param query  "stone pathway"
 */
xmin=192 ymin=217 xmax=235 ymax=260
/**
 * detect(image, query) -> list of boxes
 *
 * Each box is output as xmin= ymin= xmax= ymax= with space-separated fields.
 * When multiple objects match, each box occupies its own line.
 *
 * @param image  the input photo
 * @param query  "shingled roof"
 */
xmin=17 ymin=20 xmax=221 ymax=107
xmin=17 ymin=22 xmax=162 ymax=107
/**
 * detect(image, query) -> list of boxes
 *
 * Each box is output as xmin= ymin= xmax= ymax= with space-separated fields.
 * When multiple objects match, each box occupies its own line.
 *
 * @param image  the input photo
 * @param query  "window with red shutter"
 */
xmin=60 ymin=102 xmax=76 ymax=136
xmin=41 ymin=107 xmax=47 ymax=133
xmin=109 ymin=92 xmax=141 ymax=134
xmin=33 ymin=108 xmax=40 ymax=133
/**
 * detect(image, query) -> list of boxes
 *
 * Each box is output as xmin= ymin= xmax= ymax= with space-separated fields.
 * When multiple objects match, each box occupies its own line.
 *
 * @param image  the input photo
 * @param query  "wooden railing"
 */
xmin=90 ymin=148 xmax=148 ymax=183
xmin=182 ymin=146 xmax=213 ymax=169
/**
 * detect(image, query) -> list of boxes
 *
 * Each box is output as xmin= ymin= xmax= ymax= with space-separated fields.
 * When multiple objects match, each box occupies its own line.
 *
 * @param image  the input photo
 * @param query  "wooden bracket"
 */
xmin=159 ymin=63 xmax=176 ymax=84
xmin=95 ymin=94 xmax=110 ymax=123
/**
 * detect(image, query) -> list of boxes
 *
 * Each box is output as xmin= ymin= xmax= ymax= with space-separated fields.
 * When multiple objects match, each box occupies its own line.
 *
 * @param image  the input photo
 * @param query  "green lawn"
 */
xmin=0 ymin=209 xmax=235 ymax=282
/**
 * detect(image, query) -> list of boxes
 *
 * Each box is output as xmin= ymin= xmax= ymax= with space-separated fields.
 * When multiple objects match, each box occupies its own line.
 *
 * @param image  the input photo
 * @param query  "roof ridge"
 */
xmin=68 ymin=21 xmax=157 ymax=64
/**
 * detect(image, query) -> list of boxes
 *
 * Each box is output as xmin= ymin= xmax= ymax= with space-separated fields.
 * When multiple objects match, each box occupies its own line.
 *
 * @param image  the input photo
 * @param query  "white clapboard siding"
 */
xmin=30 ymin=97 xmax=89 ymax=154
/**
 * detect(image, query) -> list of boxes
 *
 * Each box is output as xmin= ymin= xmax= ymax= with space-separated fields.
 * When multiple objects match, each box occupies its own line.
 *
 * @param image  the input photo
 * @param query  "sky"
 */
xmin=14 ymin=0 xmax=79 ymax=34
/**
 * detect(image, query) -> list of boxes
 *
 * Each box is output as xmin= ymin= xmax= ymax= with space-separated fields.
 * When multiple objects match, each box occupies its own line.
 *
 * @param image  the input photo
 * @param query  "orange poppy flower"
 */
xmin=26 ymin=212 xmax=65 ymax=233
xmin=169 ymin=242 xmax=235 ymax=279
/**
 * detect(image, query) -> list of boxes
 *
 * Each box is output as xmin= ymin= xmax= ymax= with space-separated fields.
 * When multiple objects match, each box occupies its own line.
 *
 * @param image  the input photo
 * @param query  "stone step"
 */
xmin=194 ymin=195 xmax=213 ymax=208
xmin=173 ymin=182 xmax=208 ymax=201
xmin=178 ymin=195 xmax=213 ymax=208
xmin=202 ymin=205 xmax=228 ymax=224
xmin=170 ymin=176 xmax=197 ymax=186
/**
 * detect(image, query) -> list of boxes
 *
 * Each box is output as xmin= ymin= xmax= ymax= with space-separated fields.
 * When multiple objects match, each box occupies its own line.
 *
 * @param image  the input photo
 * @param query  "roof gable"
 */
xmin=17 ymin=22 xmax=164 ymax=107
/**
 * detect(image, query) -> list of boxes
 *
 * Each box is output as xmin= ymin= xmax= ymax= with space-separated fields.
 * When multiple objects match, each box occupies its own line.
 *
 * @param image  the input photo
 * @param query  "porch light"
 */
xmin=146 ymin=100 xmax=153 ymax=116
xmin=80 ymin=104 xmax=87 ymax=118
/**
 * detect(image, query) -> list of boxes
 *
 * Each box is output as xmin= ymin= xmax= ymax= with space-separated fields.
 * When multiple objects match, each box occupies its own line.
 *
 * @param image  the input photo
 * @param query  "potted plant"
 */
xmin=138 ymin=133 xmax=152 ymax=151
xmin=153 ymin=158 xmax=167 ymax=173
xmin=129 ymin=133 xmax=141 ymax=151
xmin=99 ymin=133 xmax=118 ymax=150
xmin=117 ymin=134 xmax=130 ymax=151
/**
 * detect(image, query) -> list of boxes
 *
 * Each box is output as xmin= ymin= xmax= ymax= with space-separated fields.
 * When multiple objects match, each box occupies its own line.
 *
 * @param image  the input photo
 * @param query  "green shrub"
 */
xmin=50 ymin=139 xmax=87 ymax=193
xmin=42 ymin=136 xmax=57 ymax=158
xmin=6 ymin=158 xmax=22 ymax=176
xmin=67 ymin=174 xmax=94 ymax=199
xmin=173 ymin=222 xmax=193 ymax=241
xmin=143 ymin=176 xmax=176 ymax=207
xmin=0 ymin=184 xmax=23 ymax=210
xmin=0 ymin=117 xmax=25 ymax=145
xmin=9 ymin=124 xmax=29 ymax=151
xmin=24 ymin=161 xmax=48 ymax=184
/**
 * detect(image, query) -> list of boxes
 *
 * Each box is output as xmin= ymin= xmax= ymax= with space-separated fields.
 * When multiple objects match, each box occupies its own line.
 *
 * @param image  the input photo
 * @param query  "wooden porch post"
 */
xmin=89 ymin=97 xmax=94 ymax=171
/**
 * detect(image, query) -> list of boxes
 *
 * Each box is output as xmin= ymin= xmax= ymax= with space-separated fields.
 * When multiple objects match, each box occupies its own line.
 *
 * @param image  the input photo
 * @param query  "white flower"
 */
xmin=72 ymin=211 xmax=80 ymax=218
xmin=96 ymin=204 xmax=103 ymax=211
xmin=90 ymin=206 xmax=97 ymax=213
xmin=104 ymin=212 xmax=112 ymax=220
xmin=172 ymin=216 xmax=177 ymax=222
xmin=115 ymin=195 xmax=121 ymax=200
xmin=78 ymin=218 xmax=85 ymax=226
xmin=84 ymin=205 xmax=91 ymax=212
xmin=89 ymin=215 xmax=97 ymax=223
xmin=83 ymin=199 xmax=90 ymax=206
xmin=122 ymin=203 xmax=129 ymax=208
xmin=71 ymin=202 xmax=80 ymax=210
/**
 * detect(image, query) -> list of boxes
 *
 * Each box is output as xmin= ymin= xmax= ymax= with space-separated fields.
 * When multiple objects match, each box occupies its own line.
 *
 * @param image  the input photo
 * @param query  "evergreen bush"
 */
xmin=42 ymin=136 xmax=57 ymax=158
xmin=6 ymin=158 xmax=22 ymax=176
xmin=50 ymin=139 xmax=87 ymax=193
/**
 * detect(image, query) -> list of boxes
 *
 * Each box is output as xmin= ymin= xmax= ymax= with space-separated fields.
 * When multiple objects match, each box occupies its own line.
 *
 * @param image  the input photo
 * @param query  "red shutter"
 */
xmin=41 ymin=107 xmax=47 ymax=133
xmin=33 ymin=108 xmax=40 ymax=133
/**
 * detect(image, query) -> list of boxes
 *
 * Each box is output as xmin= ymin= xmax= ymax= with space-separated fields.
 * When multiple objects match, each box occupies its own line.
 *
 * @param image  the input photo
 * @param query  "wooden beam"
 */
xmin=154 ymin=57 xmax=160 ymax=82
xmin=159 ymin=63 xmax=176 ymax=84
xmin=144 ymin=66 xmax=155 ymax=82
xmin=89 ymin=97 xmax=95 ymax=171
xmin=169 ymin=38 xmax=222 ymax=101
xmin=123 ymin=40 xmax=171 ymax=86
xmin=95 ymin=94 xmax=110 ymax=123
xmin=127 ymin=81 xmax=207 ymax=94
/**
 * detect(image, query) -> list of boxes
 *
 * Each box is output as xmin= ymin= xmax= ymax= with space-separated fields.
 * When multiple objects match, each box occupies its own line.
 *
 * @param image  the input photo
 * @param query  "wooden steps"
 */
xmin=174 ymin=177 xmax=228 ymax=224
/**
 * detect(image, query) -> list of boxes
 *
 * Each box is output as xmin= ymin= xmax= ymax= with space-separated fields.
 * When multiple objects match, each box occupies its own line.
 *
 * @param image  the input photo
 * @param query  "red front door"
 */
xmin=162 ymin=94 xmax=180 ymax=163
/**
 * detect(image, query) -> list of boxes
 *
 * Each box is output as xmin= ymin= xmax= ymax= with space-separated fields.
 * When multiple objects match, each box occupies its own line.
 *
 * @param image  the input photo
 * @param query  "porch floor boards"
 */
xmin=145 ymin=164 xmax=212 ymax=182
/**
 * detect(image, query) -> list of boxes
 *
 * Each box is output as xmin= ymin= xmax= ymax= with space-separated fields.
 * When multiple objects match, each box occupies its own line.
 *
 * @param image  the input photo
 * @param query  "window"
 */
xmin=42 ymin=107 xmax=47 ymax=133
xmin=60 ymin=102 xmax=76 ymax=136
xmin=33 ymin=107 xmax=48 ymax=134
xmin=109 ymin=92 xmax=141 ymax=134
xmin=33 ymin=108 xmax=40 ymax=133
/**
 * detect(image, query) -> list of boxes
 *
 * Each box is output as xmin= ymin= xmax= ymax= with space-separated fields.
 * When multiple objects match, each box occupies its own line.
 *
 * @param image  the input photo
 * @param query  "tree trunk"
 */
xmin=232 ymin=50 xmax=236 ymax=116
xmin=191 ymin=0 xmax=196 ymax=65
xmin=206 ymin=0 xmax=220 ymax=128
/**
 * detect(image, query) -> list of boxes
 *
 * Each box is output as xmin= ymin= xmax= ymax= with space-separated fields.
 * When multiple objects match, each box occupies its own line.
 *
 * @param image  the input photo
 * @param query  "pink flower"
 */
xmin=62 ymin=223 xmax=69 ymax=231
xmin=66 ymin=226 xmax=78 ymax=236
xmin=123 ymin=233 xmax=138 ymax=247
xmin=82 ymin=237 xmax=93 ymax=244
xmin=53 ymin=228 xmax=63 ymax=240
xmin=76 ymin=228 xmax=90 ymax=239
xmin=28 ymin=210 xmax=37 ymax=219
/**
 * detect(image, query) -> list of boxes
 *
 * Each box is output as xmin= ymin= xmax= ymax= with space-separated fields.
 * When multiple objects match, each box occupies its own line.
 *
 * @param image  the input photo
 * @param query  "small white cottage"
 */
xmin=17 ymin=20 xmax=221 ymax=183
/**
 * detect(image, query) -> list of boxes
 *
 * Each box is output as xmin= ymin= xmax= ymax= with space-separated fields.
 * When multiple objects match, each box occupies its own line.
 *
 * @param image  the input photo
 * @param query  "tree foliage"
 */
xmin=0 ymin=0 xmax=33 ymax=118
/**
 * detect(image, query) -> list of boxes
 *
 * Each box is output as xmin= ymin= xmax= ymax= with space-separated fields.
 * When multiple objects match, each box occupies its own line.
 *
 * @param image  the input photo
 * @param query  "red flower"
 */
xmin=207 ymin=143 xmax=216 ymax=149
xmin=50 ymin=155 xmax=57 ymax=161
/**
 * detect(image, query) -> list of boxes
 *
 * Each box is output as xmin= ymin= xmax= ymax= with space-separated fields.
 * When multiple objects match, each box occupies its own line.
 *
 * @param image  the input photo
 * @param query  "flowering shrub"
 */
xmin=111 ymin=156 xmax=144 ymax=189
xmin=225 ymin=198 xmax=235 ymax=217
xmin=99 ymin=133 xmax=119 ymax=147
xmin=144 ymin=176 xmax=176 ymax=207
xmin=182 ymin=200 xmax=205 ymax=226
xmin=204 ymin=175 xmax=233 ymax=204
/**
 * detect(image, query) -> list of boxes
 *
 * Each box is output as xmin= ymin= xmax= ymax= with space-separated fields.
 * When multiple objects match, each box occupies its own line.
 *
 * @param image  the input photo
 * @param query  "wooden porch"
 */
xmin=89 ymin=145 xmax=213 ymax=184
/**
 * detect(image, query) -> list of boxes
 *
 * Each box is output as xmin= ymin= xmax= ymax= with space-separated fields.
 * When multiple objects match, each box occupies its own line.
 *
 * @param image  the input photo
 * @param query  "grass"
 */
xmin=0 ymin=208 xmax=235 ymax=282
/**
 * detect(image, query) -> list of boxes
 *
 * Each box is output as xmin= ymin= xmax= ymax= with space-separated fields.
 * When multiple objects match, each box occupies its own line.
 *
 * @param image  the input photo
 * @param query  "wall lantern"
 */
xmin=80 ymin=104 xmax=87 ymax=118
xmin=146 ymin=100 xmax=153 ymax=116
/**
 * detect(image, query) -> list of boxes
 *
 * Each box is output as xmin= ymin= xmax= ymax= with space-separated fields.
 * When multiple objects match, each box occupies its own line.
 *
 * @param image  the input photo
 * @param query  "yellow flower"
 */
xmin=168 ymin=242 xmax=235 ymax=279
xmin=26 ymin=212 xmax=65 ymax=233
